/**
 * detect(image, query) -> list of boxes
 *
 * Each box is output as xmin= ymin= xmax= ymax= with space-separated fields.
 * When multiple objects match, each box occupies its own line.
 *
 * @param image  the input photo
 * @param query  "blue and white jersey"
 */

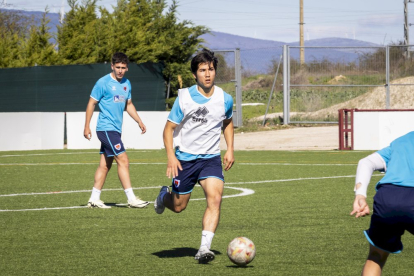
xmin=168 ymin=85 xmax=233 ymax=161
xmin=376 ymin=131 xmax=414 ymax=188
xmin=90 ymin=73 xmax=131 ymax=133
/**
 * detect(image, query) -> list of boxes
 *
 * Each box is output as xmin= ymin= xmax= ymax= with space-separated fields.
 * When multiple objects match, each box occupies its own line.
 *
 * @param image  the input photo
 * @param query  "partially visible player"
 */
xmin=84 ymin=52 xmax=149 ymax=209
xmin=154 ymin=49 xmax=235 ymax=263
xmin=351 ymin=131 xmax=414 ymax=275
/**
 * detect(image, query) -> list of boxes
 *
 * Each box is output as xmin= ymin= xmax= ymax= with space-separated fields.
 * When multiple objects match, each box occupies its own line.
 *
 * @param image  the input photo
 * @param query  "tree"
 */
xmin=0 ymin=9 xmax=33 ymax=67
xmin=57 ymin=0 xmax=102 ymax=64
xmin=25 ymin=9 xmax=59 ymax=66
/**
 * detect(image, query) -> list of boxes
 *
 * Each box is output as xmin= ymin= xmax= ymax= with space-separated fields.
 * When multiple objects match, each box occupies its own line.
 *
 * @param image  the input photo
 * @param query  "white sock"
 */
xmin=201 ymin=230 xmax=215 ymax=249
xmin=90 ymin=187 xmax=101 ymax=201
xmin=124 ymin=188 xmax=136 ymax=201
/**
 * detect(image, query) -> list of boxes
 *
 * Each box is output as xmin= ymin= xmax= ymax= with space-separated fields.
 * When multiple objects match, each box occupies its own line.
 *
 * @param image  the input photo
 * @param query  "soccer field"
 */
xmin=0 ymin=149 xmax=413 ymax=275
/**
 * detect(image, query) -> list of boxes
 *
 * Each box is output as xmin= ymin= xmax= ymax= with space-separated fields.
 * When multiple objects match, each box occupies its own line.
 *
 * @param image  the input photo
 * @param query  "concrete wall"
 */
xmin=0 ymin=112 xmax=169 ymax=151
xmin=66 ymin=112 xmax=169 ymax=150
xmin=354 ymin=111 xmax=414 ymax=150
xmin=0 ymin=112 xmax=65 ymax=151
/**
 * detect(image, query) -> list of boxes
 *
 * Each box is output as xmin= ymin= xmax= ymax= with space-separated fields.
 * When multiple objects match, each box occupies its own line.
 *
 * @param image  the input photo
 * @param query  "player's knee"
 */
xmin=367 ymin=246 xmax=389 ymax=267
xmin=172 ymin=205 xmax=187 ymax=213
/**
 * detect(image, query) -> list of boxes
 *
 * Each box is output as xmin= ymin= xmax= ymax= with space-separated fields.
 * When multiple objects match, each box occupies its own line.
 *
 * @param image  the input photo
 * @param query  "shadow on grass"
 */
xmin=152 ymin=248 xmax=222 ymax=259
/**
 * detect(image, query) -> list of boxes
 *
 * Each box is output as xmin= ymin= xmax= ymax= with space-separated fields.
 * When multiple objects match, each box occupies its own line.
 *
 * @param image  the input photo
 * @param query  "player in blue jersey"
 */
xmin=351 ymin=131 xmax=414 ymax=275
xmin=84 ymin=52 xmax=149 ymax=209
xmin=154 ymin=49 xmax=235 ymax=263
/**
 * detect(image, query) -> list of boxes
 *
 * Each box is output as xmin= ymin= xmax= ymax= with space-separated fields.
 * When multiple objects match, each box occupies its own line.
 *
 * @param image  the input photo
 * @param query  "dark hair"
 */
xmin=190 ymin=48 xmax=218 ymax=74
xmin=112 ymin=52 xmax=129 ymax=65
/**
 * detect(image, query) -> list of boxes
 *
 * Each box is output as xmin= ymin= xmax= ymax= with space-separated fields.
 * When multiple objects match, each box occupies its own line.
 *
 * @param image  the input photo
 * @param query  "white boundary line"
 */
xmin=0 ymin=162 xmax=357 ymax=166
xmin=0 ymin=150 xmax=150 ymax=158
xmin=0 ymin=186 xmax=254 ymax=212
xmin=0 ymin=174 xmax=383 ymax=212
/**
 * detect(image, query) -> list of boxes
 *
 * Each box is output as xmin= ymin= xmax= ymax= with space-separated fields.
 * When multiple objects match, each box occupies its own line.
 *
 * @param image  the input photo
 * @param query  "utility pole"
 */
xmin=404 ymin=0 xmax=413 ymax=57
xmin=404 ymin=0 xmax=409 ymax=46
xmin=300 ymin=0 xmax=305 ymax=66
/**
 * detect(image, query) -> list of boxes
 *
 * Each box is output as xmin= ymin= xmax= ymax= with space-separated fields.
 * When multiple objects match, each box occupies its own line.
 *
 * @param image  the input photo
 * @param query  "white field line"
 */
xmin=0 ymin=174 xmax=383 ymax=198
xmin=0 ymin=162 xmax=356 ymax=166
xmin=0 ymin=150 xmax=150 ymax=158
xmin=0 ymin=186 xmax=254 ymax=212
xmin=0 ymin=174 xmax=383 ymax=212
xmin=0 ymin=163 xmax=166 ymax=166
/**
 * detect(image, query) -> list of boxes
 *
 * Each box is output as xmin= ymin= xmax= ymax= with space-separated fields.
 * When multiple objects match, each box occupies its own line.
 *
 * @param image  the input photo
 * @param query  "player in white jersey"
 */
xmin=84 ymin=52 xmax=149 ymax=209
xmin=351 ymin=131 xmax=414 ymax=275
xmin=154 ymin=49 xmax=235 ymax=263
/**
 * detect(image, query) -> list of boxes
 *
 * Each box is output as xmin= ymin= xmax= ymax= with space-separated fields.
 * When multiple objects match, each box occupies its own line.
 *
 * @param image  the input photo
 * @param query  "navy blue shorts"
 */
xmin=364 ymin=184 xmax=414 ymax=254
xmin=171 ymin=155 xmax=224 ymax=194
xmin=97 ymin=131 xmax=126 ymax=157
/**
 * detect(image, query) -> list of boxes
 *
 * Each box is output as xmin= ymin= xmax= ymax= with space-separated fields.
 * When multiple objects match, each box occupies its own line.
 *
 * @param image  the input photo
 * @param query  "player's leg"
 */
xmin=113 ymin=151 xmax=149 ymax=208
xmin=199 ymin=177 xmax=224 ymax=234
xmin=155 ymin=159 xmax=197 ymax=214
xmin=93 ymin=153 xmax=114 ymax=190
xmin=194 ymin=177 xmax=223 ymax=263
xmin=362 ymin=244 xmax=389 ymax=276
xmin=87 ymin=140 xmax=114 ymax=208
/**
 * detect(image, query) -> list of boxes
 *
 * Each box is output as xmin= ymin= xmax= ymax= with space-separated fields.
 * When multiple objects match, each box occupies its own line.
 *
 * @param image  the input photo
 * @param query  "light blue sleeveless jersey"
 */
xmin=168 ymin=85 xmax=233 ymax=161
xmin=90 ymin=74 xmax=131 ymax=133
xmin=376 ymin=131 xmax=414 ymax=188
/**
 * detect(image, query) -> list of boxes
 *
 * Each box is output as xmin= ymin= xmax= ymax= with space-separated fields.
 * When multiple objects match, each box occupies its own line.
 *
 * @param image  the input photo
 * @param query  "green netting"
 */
xmin=0 ymin=62 xmax=165 ymax=112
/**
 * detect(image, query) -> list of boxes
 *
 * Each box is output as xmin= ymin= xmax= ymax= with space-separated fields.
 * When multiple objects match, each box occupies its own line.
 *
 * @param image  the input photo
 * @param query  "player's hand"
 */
xmin=166 ymin=156 xmax=182 ymax=179
xmin=350 ymin=195 xmax=370 ymax=218
xmin=84 ymin=127 xmax=92 ymax=140
xmin=223 ymin=151 xmax=235 ymax=171
xmin=138 ymin=122 xmax=147 ymax=134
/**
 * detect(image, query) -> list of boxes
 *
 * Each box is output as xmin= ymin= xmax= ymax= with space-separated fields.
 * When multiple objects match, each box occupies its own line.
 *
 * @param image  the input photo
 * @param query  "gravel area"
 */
xmin=220 ymin=126 xmax=338 ymax=151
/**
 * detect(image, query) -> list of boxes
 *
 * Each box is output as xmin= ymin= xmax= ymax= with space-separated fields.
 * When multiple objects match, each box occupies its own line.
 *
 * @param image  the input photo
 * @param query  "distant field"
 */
xmin=1 ymin=149 xmax=413 ymax=275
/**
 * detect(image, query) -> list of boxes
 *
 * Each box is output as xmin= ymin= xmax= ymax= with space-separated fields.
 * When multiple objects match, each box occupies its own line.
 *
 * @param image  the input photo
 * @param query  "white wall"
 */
xmin=0 ymin=112 xmax=64 ymax=151
xmin=66 ymin=112 xmax=169 ymax=150
xmin=354 ymin=111 xmax=414 ymax=150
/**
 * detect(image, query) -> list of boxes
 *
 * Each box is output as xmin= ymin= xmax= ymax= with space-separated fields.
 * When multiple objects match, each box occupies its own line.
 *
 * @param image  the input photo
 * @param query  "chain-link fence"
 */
xmin=232 ymin=45 xmax=414 ymax=124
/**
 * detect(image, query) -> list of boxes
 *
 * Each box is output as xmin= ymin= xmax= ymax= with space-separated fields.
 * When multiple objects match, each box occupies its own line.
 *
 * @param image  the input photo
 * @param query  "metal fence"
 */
xmin=283 ymin=45 xmax=414 ymax=124
xmin=214 ymin=49 xmax=242 ymax=127
xmin=229 ymin=45 xmax=414 ymax=125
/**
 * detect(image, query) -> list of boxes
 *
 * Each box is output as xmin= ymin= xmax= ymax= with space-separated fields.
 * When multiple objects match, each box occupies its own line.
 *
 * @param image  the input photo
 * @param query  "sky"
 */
xmin=2 ymin=0 xmax=412 ymax=45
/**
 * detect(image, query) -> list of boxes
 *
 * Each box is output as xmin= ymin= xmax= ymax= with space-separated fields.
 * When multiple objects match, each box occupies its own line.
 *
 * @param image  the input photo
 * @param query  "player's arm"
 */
xmin=84 ymin=97 xmax=98 ymax=140
xmin=163 ymin=121 xmax=182 ymax=178
xmin=222 ymin=118 xmax=235 ymax=171
xmin=126 ymin=99 xmax=146 ymax=134
xmin=350 ymin=152 xmax=386 ymax=218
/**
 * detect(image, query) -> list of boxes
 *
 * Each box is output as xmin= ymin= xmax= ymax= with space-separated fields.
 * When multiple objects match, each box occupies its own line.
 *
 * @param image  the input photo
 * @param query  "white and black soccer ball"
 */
xmin=227 ymin=237 xmax=256 ymax=266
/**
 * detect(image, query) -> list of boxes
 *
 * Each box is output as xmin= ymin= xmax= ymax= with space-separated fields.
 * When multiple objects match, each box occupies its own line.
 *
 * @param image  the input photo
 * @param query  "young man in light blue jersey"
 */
xmin=351 ymin=131 xmax=414 ymax=275
xmin=84 ymin=52 xmax=149 ymax=209
xmin=154 ymin=49 xmax=235 ymax=263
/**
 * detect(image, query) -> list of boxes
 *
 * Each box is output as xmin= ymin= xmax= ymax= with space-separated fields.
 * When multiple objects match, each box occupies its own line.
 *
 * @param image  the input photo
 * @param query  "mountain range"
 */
xmin=5 ymin=9 xmax=381 ymax=73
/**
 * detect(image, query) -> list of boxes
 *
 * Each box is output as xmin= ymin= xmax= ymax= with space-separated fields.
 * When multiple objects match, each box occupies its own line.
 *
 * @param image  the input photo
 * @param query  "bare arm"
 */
xmin=222 ymin=118 xmax=235 ymax=171
xmin=126 ymin=99 xmax=146 ymax=134
xmin=84 ymin=97 xmax=98 ymax=140
xmin=163 ymin=121 xmax=182 ymax=178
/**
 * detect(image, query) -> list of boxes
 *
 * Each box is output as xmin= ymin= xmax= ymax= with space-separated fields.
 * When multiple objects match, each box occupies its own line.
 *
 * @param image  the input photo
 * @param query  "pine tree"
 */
xmin=25 ymin=9 xmax=59 ymax=66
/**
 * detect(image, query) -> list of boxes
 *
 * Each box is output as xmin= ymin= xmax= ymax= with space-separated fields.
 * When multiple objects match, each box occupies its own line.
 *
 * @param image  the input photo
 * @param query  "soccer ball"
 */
xmin=227 ymin=237 xmax=256 ymax=266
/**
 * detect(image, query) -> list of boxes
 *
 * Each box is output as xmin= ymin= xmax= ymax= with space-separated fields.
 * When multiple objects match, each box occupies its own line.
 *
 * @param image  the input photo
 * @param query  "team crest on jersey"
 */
xmin=173 ymin=179 xmax=180 ymax=188
xmin=112 ymin=86 xmax=116 ymax=91
xmin=113 ymin=95 xmax=125 ymax=103
xmin=114 ymin=143 xmax=121 ymax=150
xmin=124 ymin=86 xmax=127 ymax=91
xmin=192 ymin=106 xmax=209 ymax=124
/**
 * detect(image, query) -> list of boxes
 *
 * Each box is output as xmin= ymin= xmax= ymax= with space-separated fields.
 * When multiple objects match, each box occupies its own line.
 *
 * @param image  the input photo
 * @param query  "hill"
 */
xmin=302 ymin=76 xmax=414 ymax=120
xmin=201 ymin=31 xmax=380 ymax=73
xmin=5 ymin=9 xmax=381 ymax=73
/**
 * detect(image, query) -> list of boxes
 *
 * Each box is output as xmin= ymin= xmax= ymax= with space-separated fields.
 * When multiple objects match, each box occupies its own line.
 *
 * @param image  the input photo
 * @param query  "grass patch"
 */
xmin=1 ymin=149 xmax=413 ymax=275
